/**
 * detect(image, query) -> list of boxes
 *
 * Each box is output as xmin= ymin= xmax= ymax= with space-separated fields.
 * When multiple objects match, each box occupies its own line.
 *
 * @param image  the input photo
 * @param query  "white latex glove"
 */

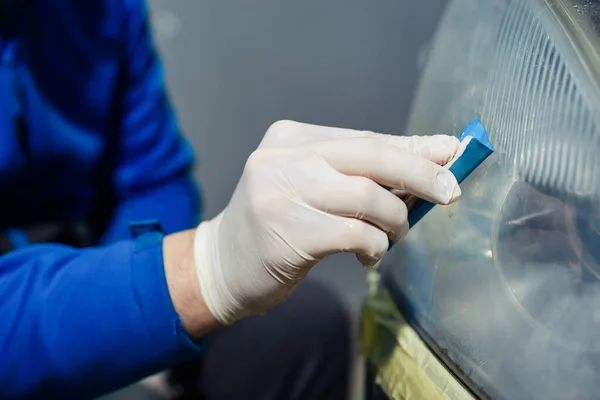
xmin=194 ymin=120 xmax=460 ymax=324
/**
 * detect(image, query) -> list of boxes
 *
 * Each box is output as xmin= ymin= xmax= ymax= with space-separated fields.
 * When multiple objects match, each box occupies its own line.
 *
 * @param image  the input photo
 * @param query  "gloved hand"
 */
xmin=194 ymin=120 xmax=460 ymax=324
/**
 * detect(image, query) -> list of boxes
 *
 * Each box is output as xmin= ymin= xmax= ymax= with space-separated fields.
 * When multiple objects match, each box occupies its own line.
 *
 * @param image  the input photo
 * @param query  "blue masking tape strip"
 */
xmin=388 ymin=119 xmax=494 ymax=250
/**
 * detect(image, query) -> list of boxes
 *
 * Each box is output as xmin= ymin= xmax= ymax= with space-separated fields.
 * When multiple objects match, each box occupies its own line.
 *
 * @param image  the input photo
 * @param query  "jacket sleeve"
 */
xmin=0 ymin=235 xmax=204 ymax=399
xmin=99 ymin=0 xmax=200 ymax=244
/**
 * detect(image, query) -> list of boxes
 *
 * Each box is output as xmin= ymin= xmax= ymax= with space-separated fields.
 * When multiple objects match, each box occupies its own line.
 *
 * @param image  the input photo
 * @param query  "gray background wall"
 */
xmin=147 ymin=0 xmax=447 ymax=311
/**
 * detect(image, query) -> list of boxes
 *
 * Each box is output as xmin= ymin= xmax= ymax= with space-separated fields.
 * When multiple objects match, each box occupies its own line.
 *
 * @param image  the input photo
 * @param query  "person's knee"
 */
xmin=278 ymin=279 xmax=351 ymax=349
xmin=171 ymin=281 xmax=351 ymax=400
xmin=169 ymin=280 xmax=351 ymax=400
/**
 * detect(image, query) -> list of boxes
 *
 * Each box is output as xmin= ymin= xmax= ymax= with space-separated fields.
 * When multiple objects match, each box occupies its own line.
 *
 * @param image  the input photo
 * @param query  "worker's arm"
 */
xmin=98 ymin=0 xmax=199 ymax=244
xmin=0 ymin=122 xmax=460 ymax=399
xmin=0 ymin=233 xmax=217 ymax=400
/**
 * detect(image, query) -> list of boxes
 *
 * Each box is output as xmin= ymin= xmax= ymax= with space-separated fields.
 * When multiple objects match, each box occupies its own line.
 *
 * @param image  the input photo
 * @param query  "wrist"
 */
xmin=163 ymin=229 xmax=221 ymax=339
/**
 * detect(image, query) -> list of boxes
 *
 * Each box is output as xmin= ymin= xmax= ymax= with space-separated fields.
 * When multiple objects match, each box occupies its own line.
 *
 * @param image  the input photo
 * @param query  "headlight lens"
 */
xmin=383 ymin=0 xmax=600 ymax=399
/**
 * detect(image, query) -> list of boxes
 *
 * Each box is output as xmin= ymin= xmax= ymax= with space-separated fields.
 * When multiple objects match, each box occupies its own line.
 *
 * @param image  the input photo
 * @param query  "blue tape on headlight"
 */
xmin=389 ymin=119 xmax=494 ymax=250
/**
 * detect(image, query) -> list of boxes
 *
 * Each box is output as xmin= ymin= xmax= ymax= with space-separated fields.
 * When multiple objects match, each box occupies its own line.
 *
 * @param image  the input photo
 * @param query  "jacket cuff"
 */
xmin=129 ymin=221 xmax=205 ymax=361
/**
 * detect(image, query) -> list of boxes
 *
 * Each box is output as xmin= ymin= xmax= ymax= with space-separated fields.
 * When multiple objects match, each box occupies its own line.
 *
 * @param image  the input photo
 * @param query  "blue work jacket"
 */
xmin=0 ymin=1 xmax=204 ymax=398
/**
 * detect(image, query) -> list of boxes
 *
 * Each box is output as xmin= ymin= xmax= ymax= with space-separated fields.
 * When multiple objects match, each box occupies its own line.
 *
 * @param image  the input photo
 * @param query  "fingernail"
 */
xmin=430 ymin=135 xmax=460 ymax=163
xmin=432 ymin=134 xmax=458 ymax=148
xmin=436 ymin=170 xmax=461 ymax=204
xmin=357 ymin=254 xmax=380 ymax=269
xmin=393 ymin=222 xmax=409 ymax=242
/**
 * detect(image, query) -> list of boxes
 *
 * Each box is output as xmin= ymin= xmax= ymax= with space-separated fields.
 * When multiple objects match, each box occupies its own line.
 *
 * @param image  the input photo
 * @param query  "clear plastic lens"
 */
xmin=383 ymin=0 xmax=600 ymax=399
xmin=485 ymin=0 xmax=600 ymax=198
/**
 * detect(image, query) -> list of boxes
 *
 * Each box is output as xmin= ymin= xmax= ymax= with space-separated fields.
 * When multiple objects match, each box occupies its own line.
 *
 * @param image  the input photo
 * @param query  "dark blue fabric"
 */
xmin=0 ymin=0 xmax=200 ymax=231
xmin=129 ymin=219 xmax=165 ymax=252
xmin=0 ymin=0 xmax=204 ymax=398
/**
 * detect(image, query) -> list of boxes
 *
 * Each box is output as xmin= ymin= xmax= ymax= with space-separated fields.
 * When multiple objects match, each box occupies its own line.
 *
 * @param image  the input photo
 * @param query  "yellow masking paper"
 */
xmin=361 ymin=288 xmax=475 ymax=400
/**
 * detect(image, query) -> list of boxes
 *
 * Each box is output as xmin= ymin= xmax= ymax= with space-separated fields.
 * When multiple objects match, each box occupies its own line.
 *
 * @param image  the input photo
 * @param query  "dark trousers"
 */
xmin=169 ymin=280 xmax=351 ymax=400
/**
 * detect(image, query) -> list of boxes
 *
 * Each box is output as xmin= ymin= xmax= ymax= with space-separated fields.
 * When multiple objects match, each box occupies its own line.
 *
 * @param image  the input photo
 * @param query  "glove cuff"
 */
xmin=193 ymin=212 xmax=237 ymax=325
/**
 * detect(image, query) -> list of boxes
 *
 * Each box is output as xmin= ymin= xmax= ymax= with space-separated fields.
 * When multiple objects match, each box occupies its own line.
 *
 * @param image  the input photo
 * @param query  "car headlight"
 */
xmin=382 ymin=0 xmax=600 ymax=399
